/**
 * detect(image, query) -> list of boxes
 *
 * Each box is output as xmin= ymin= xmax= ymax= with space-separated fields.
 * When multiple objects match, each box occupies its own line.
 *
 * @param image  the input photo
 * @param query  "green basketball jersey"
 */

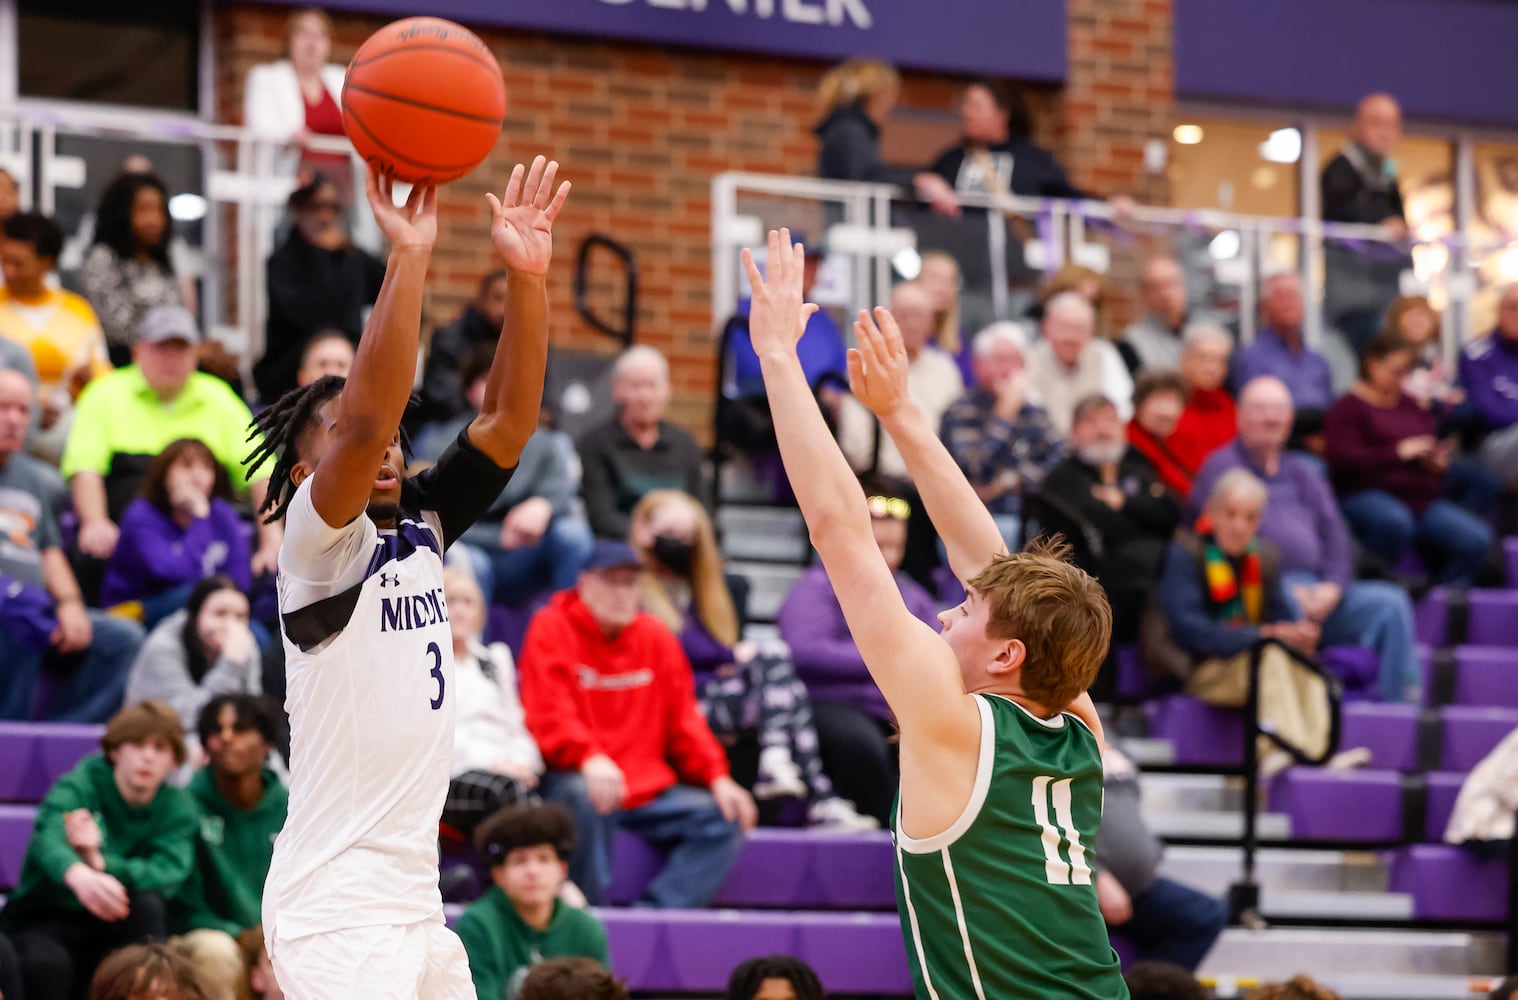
xmin=892 ymin=694 xmax=1127 ymax=1000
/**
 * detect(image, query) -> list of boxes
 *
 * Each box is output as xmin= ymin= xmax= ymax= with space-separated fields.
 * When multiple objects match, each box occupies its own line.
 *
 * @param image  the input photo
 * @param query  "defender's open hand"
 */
xmin=741 ymin=228 xmax=817 ymax=360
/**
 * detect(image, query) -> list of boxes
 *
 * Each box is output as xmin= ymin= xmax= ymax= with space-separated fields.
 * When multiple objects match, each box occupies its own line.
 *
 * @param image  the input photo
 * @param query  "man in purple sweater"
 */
xmin=1458 ymin=283 xmax=1518 ymax=482
xmin=776 ymin=498 xmax=938 ymax=826
xmin=1190 ymin=377 xmax=1418 ymax=702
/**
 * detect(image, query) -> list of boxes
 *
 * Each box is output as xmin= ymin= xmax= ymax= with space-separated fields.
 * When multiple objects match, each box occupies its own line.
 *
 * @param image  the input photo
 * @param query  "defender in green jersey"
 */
xmin=745 ymin=236 xmax=1126 ymax=1000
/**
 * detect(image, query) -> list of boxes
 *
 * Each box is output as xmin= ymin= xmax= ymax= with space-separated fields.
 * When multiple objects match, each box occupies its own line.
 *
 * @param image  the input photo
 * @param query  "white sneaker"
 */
xmin=1327 ymin=746 xmax=1373 ymax=770
xmin=807 ymin=797 xmax=880 ymax=832
xmin=753 ymin=747 xmax=807 ymax=801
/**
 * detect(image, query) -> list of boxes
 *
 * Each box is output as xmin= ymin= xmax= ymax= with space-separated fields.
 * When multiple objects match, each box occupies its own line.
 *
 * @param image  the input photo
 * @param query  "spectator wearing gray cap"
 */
xmin=61 ymin=306 xmax=282 ymax=580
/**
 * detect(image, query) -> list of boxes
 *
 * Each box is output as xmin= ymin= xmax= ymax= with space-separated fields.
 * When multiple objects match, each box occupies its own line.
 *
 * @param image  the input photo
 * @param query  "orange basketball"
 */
xmin=341 ymin=17 xmax=506 ymax=184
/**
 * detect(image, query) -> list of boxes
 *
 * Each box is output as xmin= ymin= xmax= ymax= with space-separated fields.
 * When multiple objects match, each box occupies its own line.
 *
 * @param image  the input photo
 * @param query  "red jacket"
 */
xmin=518 ymin=589 xmax=730 ymax=809
xmin=1172 ymin=388 xmax=1237 ymax=476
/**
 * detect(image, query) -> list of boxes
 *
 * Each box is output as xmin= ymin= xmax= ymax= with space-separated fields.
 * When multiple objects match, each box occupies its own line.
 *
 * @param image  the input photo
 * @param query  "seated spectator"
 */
xmin=1124 ymin=961 xmax=1210 ymax=1000
xmin=1157 ymin=471 xmax=1353 ymax=777
xmin=630 ymin=490 xmax=874 ymax=831
xmin=235 ymin=926 xmax=283 ymax=1000
xmin=455 ymin=804 xmax=609 ymax=1000
xmin=101 ymin=438 xmax=252 ymax=622
xmin=0 ymin=701 xmax=198 ymax=1000
xmin=520 ymin=541 xmax=755 ymax=907
xmin=442 ymin=568 xmax=542 ymax=838
xmin=168 ymin=694 xmax=286 ymax=1000
xmin=1025 ymin=292 xmax=1134 ymax=436
xmin=1028 ymin=262 xmax=1103 ymax=326
xmin=1444 ymin=722 xmax=1518 ymax=858
xmin=837 ymin=281 xmax=964 ymax=483
xmin=726 ymin=956 xmax=826 ymax=1000
xmin=1384 ymin=295 xmax=1458 ymax=409
xmin=1326 ymin=333 xmax=1497 ymax=587
xmin=0 ymin=367 xmax=144 ymax=722
xmin=79 ymin=172 xmax=184 ymax=368
xmin=1125 ymin=370 xmax=1194 ymax=498
xmin=438 ymin=351 xmax=592 ymax=604
xmin=777 ymin=490 xmax=936 ymax=827
xmin=253 ymin=175 xmax=383 ymax=404
xmin=1458 ymin=283 xmax=1518 ymax=483
xmin=1122 ymin=257 xmax=1214 ymax=373
xmin=1036 ymin=395 xmax=1182 ymax=659
xmin=0 ymin=211 xmax=110 ymax=464
xmin=1095 ymin=744 xmax=1226 ymax=971
xmin=1233 ymin=274 xmax=1334 ymax=436
xmin=578 ymin=345 xmax=703 ymax=539
xmin=518 ymin=957 xmax=629 ymax=1000
xmin=124 ymin=577 xmax=262 ymax=743
xmin=413 ymin=269 xmax=509 ymax=432
xmin=62 ymin=306 xmax=281 ymax=575
xmin=919 ymin=250 xmax=971 ymax=382
xmin=1172 ymin=321 xmax=1238 ymax=473
xmin=293 ymin=328 xmax=353 ymax=387
xmin=1192 ymin=377 xmax=1419 ymax=702
xmin=1246 ymin=976 xmax=1343 ymax=1000
xmin=88 ymin=942 xmax=206 ymax=1000
xmin=940 ymin=322 xmax=1061 ymax=548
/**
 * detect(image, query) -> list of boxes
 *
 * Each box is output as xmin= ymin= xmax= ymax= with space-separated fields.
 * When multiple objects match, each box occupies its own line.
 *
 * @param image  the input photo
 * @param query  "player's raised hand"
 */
xmin=847 ymin=307 xmax=913 ymax=419
xmin=741 ymin=228 xmax=817 ymax=360
xmin=487 ymin=155 xmax=571 ymax=278
xmin=365 ymin=166 xmax=437 ymax=252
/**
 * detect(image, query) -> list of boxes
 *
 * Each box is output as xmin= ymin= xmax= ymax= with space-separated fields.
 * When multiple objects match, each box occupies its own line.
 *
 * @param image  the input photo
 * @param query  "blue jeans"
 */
xmin=1339 ymin=489 xmax=1494 ymax=587
xmin=0 ymin=611 xmax=145 ymax=722
xmin=1283 ymin=571 xmax=1419 ymax=703
xmin=541 ymin=773 xmax=743 ymax=908
xmin=1120 ymin=876 xmax=1228 ymax=972
xmin=457 ymin=516 xmax=593 ymax=606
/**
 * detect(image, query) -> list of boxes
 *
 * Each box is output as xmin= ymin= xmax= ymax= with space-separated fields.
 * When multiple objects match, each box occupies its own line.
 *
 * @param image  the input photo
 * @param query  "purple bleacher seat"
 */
xmin=1424 ymin=772 xmax=1466 ymax=842
xmin=1320 ymin=646 xmax=1378 ymax=698
xmin=1440 ymin=706 xmax=1518 ymax=771
xmin=1452 ymin=646 xmax=1518 ymax=709
xmin=1506 ymin=538 xmax=1518 ymax=589
xmin=598 ymin=909 xmax=677 ymax=992
xmin=1387 ymin=844 xmax=1507 ymax=921
xmin=0 ymin=805 xmax=36 ymax=889
xmin=1144 ymin=696 xmax=1243 ymax=766
xmin=0 ymin=723 xmax=103 ymax=804
xmin=793 ymin=912 xmax=912 ymax=994
xmin=664 ymin=909 xmax=797 ymax=991
xmin=1466 ymin=590 xmax=1518 ymax=648
xmin=1415 ymin=588 xmax=1449 ymax=648
xmin=605 ymin=831 xmax=665 ymax=906
xmin=1114 ymin=645 xmax=1152 ymax=702
xmin=1268 ymin=768 xmax=1403 ymax=842
xmin=811 ymin=833 xmax=896 ymax=909
xmin=1340 ymin=703 xmax=1420 ymax=772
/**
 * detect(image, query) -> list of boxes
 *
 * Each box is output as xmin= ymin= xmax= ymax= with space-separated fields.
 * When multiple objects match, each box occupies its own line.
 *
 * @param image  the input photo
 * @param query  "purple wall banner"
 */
xmin=1177 ymin=0 xmax=1518 ymax=127
xmin=279 ymin=0 xmax=1066 ymax=81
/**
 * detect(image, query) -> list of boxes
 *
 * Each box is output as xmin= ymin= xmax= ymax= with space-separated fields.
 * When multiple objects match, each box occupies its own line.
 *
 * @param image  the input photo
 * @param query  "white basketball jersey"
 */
xmin=262 ymin=479 xmax=456 ymax=941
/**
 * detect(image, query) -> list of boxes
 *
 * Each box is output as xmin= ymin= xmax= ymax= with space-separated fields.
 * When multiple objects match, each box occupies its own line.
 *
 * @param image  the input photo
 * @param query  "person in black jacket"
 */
xmin=814 ymin=59 xmax=957 ymax=214
xmin=412 ymin=269 xmax=510 ymax=433
xmin=253 ymin=175 xmax=384 ymax=404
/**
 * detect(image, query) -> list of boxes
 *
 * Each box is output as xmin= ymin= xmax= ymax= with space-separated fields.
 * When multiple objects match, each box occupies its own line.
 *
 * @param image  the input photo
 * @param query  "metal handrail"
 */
xmin=573 ymin=232 xmax=637 ymax=347
xmin=1229 ymin=637 xmax=1345 ymax=926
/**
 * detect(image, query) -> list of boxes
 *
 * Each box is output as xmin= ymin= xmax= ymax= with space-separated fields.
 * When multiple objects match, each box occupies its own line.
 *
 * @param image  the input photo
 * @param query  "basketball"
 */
xmin=340 ymin=17 xmax=507 ymax=184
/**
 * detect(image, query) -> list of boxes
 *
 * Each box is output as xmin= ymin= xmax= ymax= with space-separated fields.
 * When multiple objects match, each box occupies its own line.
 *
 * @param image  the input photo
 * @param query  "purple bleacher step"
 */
xmin=0 ymin=805 xmax=36 ymax=890
xmin=1269 ymin=768 xmax=1403 ymax=842
xmin=1386 ymin=844 xmax=1507 ymax=921
xmin=1424 ymin=772 xmax=1466 ymax=842
xmin=0 ymin=722 xmax=103 ymax=804
xmin=1439 ymin=705 xmax=1518 ymax=772
xmin=1467 ymin=589 xmax=1518 ymax=648
xmin=1416 ymin=588 xmax=1450 ymax=648
xmin=1149 ymin=697 xmax=1424 ymax=770
xmin=1451 ymin=646 xmax=1518 ymax=709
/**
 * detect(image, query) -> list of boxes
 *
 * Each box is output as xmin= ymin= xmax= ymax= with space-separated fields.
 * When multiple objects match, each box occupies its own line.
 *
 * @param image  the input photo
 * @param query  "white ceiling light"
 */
xmin=168 ymin=193 xmax=207 ymax=222
xmin=1258 ymin=128 xmax=1302 ymax=165
xmin=1172 ymin=124 xmax=1204 ymax=145
xmin=893 ymin=246 xmax=922 ymax=280
xmin=1209 ymin=230 xmax=1241 ymax=260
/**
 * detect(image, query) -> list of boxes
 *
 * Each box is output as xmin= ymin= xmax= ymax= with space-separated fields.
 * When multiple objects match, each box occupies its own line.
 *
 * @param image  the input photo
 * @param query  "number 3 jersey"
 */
xmin=263 ymin=430 xmax=514 ymax=943
xmin=892 ymin=694 xmax=1127 ymax=1000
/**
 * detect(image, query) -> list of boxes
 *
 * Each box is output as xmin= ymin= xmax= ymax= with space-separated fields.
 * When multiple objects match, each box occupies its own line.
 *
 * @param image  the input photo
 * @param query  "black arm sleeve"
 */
xmin=404 ymin=426 xmax=517 ymax=549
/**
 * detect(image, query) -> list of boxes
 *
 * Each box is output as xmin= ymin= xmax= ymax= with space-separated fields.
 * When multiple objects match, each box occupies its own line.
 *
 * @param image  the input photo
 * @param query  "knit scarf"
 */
xmin=1201 ymin=533 xmax=1262 ymax=625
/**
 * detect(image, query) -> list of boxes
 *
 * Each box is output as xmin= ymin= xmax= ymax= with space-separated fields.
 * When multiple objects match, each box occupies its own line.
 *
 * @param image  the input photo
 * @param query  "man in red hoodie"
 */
xmin=520 ymin=540 xmax=755 ymax=907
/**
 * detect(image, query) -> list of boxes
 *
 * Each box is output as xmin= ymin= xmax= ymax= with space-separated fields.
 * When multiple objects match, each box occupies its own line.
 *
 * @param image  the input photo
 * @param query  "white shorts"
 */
xmin=269 ymin=915 xmax=474 ymax=1000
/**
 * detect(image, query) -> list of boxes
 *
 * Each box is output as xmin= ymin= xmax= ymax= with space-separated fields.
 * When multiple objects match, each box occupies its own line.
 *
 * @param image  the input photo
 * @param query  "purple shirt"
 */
xmin=1458 ymin=332 xmax=1518 ymax=430
xmin=1233 ymin=328 xmax=1335 ymax=410
xmin=1188 ymin=440 xmax=1353 ymax=587
xmin=100 ymin=498 xmax=252 ymax=607
xmin=776 ymin=562 xmax=940 ymax=721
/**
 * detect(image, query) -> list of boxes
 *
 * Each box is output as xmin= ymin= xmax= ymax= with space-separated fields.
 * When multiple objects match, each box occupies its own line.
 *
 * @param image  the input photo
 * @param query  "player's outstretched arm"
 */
xmin=850 ymin=307 xmax=1007 ymax=583
xmin=747 ymin=230 xmax=975 ymax=743
xmin=468 ymin=156 xmax=572 ymax=468
xmin=310 ymin=167 xmax=436 ymax=529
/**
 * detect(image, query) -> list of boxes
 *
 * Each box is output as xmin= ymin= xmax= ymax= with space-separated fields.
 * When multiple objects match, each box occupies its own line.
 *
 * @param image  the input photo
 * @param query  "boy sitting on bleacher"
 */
xmin=0 ymin=700 xmax=198 ymax=1000
xmin=455 ymin=803 xmax=609 ymax=1000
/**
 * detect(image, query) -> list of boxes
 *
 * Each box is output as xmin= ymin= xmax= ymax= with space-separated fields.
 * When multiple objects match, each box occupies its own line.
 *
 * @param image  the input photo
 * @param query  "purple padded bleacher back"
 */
xmin=1319 ymin=646 xmax=1379 ymax=698
xmin=1466 ymin=590 xmax=1518 ymax=648
xmin=1268 ymin=769 xmax=1402 ymax=842
xmin=604 ymin=831 xmax=664 ymax=905
xmin=664 ymin=910 xmax=795 ymax=991
xmin=1424 ymin=772 xmax=1466 ymax=842
xmin=1145 ymin=696 xmax=1243 ymax=766
xmin=0 ymin=805 xmax=36 ymax=889
xmin=0 ymin=723 xmax=102 ymax=803
xmin=1113 ymin=645 xmax=1154 ymax=702
xmin=1440 ymin=706 xmax=1518 ymax=771
xmin=1414 ymin=588 xmax=1449 ymax=648
xmin=709 ymin=830 xmax=811 ymax=908
xmin=1453 ymin=647 xmax=1518 ymax=709
xmin=1340 ymin=703 xmax=1420 ymax=771
xmin=596 ymin=909 xmax=672 ymax=992
xmin=811 ymin=833 xmax=896 ymax=908
xmin=794 ymin=912 xmax=912 ymax=994
xmin=1387 ymin=844 xmax=1508 ymax=921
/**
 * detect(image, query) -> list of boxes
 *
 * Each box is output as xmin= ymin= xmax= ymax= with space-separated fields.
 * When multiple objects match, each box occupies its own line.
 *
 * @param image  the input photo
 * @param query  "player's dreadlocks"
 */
xmin=243 ymin=375 xmax=346 ymax=524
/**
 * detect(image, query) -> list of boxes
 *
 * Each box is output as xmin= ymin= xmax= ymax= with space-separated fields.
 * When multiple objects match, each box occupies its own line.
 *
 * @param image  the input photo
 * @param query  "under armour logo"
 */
xmin=379 ymin=572 xmax=399 ymax=588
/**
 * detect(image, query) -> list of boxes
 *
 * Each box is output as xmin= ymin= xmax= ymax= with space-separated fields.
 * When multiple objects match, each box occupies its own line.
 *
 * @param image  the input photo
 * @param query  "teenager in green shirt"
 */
xmin=455 ymin=804 xmax=610 ymax=1000
xmin=0 ymin=700 xmax=197 ymax=1000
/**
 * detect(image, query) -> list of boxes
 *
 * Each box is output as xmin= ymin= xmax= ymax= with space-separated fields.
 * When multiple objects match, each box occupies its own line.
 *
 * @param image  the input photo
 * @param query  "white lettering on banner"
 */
xmin=595 ymin=0 xmax=871 ymax=28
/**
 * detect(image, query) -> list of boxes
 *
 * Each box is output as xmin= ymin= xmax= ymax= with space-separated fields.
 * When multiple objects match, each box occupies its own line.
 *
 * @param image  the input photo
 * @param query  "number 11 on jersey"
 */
xmin=1031 ymin=775 xmax=1091 ymax=886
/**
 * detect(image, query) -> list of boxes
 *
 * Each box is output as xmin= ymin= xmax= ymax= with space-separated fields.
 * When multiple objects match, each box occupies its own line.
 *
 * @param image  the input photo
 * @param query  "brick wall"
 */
xmin=218 ymin=4 xmax=1174 ymax=436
